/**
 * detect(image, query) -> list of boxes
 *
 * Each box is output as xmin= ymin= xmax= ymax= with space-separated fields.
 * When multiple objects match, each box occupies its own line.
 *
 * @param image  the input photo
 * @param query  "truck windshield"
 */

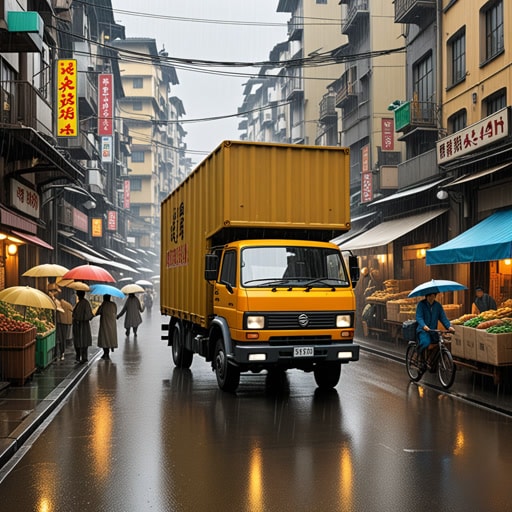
xmin=241 ymin=246 xmax=350 ymax=288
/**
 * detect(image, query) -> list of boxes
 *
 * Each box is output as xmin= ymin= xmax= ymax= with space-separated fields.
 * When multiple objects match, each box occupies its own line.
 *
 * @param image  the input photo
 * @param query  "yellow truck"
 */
xmin=160 ymin=140 xmax=360 ymax=391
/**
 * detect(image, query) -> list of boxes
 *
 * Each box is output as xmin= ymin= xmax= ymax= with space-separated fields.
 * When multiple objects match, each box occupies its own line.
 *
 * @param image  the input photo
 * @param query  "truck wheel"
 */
xmin=314 ymin=363 xmax=341 ymax=389
xmin=214 ymin=338 xmax=240 ymax=392
xmin=171 ymin=323 xmax=193 ymax=369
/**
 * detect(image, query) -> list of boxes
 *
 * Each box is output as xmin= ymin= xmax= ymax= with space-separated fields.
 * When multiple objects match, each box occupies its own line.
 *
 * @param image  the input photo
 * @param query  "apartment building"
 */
xmin=111 ymin=38 xmax=181 ymax=256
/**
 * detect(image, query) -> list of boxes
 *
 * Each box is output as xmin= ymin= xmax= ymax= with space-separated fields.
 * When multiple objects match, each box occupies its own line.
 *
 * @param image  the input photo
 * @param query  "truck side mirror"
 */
xmin=204 ymin=253 xmax=219 ymax=281
xmin=349 ymin=255 xmax=360 ymax=286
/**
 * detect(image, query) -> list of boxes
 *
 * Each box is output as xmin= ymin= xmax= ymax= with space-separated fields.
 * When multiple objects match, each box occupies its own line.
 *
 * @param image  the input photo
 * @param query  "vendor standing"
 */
xmin=471 ymin=286 xmax=497 ymax=315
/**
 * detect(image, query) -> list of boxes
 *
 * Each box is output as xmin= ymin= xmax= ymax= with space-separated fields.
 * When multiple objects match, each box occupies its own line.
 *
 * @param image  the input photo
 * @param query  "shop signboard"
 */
xmin=56 ymin=59 xmax=78 ymax=137
xmin=436 ymin=107 xmax=509 ymax=164
xmin=10 ymin=179 xmax=40 ymax=218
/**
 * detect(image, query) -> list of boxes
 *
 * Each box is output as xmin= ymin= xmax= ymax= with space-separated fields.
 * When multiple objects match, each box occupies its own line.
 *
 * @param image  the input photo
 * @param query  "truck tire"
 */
xmin=171 ymin=323 xmax=193 ymax=369
xmin=313 ymin=363 xmax=341 ymax=389
xmin=214 ymin=337 xmax=240 ymax=392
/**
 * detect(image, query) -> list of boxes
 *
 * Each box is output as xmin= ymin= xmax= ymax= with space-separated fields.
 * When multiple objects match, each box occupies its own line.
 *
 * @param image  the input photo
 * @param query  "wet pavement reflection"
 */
xmin=0 ymin=312 xmax=511 ymax=511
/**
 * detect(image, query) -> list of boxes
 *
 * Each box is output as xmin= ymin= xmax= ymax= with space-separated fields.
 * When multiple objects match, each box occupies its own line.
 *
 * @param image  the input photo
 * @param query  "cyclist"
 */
xmin=416 ymin=292 xmax=455 ymax=368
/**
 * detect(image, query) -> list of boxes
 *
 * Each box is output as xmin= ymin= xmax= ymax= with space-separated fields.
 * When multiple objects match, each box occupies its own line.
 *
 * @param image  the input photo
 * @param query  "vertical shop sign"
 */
xmin=56 ymin=59 xmax=78 ymax=137
xmin=91 ymin=218 xmax=103 ymax=237
xmin=361 ymin=145 xmax=373 ymax=203
xmin=101 ymin=136 xmax=113 ymax=163
xmin=381 ymin=118 xmax=394 ymax=150
xmin=98 ymin=74 xmax=113 ymax=136
xmin=123 ymin=180 xmax=130 ymax=209
xmin=107 ymin=211 xmax=117 ymax=231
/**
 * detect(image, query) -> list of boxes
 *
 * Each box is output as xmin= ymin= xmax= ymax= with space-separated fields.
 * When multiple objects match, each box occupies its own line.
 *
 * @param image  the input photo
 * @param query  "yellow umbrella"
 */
xmin=23 ymin=264 xmax=69 ymax=277
xmin=121 ymin=283 xmax=145 ymax=294
xmin=57 ymin=279 xmax=90 ymax=291
xmin=0 ymin=286 xmax=56 ymax=310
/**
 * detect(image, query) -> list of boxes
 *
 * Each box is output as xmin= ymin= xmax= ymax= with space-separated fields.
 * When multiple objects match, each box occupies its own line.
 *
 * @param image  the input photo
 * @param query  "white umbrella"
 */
xmin=121 ymin=283 xmax=145 ymax=294
xmin=135 ymin=279 xmax=153 ymax=287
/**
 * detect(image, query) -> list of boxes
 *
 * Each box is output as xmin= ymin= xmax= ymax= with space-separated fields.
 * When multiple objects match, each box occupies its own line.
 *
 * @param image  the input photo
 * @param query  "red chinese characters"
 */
xmin=57 ymin=60 xmax=78 ymax=137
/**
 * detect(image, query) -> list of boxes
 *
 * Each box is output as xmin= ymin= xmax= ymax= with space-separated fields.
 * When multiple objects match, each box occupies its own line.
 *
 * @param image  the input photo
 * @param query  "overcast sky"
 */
xmin=110 ymin=1 xmax=289 ymax=165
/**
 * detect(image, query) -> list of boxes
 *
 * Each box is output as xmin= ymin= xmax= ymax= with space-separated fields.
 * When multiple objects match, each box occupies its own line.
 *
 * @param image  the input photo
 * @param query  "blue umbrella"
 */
xmin=90 ymin=284 xmax=125 ymax=299
xmin=408 ymin=279 xmax=467 ymax=298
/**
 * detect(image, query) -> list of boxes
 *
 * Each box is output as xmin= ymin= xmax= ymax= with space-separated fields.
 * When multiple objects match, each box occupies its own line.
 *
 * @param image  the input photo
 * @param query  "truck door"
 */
xmin=214 ymin=250 xmax=239 ymax=329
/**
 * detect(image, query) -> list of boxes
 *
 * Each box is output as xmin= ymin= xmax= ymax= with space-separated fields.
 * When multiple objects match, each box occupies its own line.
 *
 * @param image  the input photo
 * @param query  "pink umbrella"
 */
xmin=62 ymin=264 xmax=115 ymax=283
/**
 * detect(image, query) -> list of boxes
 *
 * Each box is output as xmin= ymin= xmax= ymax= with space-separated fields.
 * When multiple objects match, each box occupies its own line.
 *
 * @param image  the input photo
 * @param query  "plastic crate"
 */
xmin=36 ymin=330 xmax=56 ymax=369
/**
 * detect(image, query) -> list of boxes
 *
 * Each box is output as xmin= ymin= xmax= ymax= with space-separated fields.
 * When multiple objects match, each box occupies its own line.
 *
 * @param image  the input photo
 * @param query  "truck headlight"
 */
xmin=336 ymin=315 xmax=352 ymax=328
xmin=247 ymin=315 xmax=265 ymax=329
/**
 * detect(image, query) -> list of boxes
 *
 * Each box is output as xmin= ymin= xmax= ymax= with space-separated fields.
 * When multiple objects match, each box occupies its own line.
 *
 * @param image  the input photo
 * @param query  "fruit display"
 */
xmin=0 ymin=313 xmax=33 ymax=333
xmin=464 ymin=316 xmax=484 ymax=327
xmin=452 ymin=313 xmax=478 ymax=325
xmin=0 ymin=300 xmax=55 ymax=335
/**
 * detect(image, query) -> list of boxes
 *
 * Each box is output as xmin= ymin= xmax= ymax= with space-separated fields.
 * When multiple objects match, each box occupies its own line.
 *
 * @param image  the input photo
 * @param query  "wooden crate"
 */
xmin=0 ymin=339 xmax=36 ymax=385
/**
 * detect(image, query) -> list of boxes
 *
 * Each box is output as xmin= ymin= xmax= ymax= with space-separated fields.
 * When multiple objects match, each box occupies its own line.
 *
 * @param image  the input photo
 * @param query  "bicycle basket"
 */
xmin=402 ymin=320 xmax=418 ymax=341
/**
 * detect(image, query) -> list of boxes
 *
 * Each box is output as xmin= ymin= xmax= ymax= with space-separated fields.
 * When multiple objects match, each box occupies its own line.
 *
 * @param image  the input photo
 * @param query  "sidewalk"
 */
xmin=1 ymin=336 xmax=511 ymax=472
xmin=0 ymin=346 xmax=101 ymax=469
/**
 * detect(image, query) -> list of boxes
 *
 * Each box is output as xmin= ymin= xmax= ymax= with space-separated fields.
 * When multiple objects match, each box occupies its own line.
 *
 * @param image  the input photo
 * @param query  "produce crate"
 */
xmin=36 ymin=329 xmax=56 ymax=370
xmin=464 ymin=327 xmax=477 ymax=361
xmin=0 ymin=327 xmax=37 ymax=347
xmin=0 ymin=339 xmax=36 ymax=385
xmin=476 ymin=332 xmax=512 ymax=365
xmin=451 ymin=325 xmax=465 ymax=358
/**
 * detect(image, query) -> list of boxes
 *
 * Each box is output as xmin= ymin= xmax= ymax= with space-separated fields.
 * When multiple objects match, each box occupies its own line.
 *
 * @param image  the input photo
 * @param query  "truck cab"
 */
xmin=199 ymin=239 xmax=360 ymax=391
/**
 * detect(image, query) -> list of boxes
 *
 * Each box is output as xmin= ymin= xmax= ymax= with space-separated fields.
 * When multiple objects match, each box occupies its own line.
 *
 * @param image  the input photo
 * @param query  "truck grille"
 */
xmin=269 ymin=335 xmax=332 ymax=346
xmin=266 ymin=312 xmax=337 ymax=329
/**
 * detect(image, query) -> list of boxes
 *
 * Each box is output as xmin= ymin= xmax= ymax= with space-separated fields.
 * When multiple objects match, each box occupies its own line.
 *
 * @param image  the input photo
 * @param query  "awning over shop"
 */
xmin=339 ymin=209 xmax=448 ymax=251
xmin=426 ymin=209 xmax=512 ymax=265
xmin=102 ymin=248 xmax=141 ymax=265
xmin=11 ymin=230 xmax=53 ymax=250
xmin=444 ymin=162 xmax=512 ymax=187
xmin=370 ymin=178 xmax=448 ymax=206
xmin=60 ymin=244 xmax=140 ymax=273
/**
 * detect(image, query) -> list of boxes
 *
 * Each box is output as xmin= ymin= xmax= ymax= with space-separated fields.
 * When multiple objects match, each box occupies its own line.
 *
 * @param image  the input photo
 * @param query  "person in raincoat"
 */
xmin=48 ymin=283 xmax=73 ymax=360
xmin=117 ymin=293 xmax=144 ymax=337
xmin=95 ymin=294 xmax=118 ymax=360
xmin=72 ymin=290 xmax=94 ymax=363
xmin=416 ymin=293 xmax=455 ymax=363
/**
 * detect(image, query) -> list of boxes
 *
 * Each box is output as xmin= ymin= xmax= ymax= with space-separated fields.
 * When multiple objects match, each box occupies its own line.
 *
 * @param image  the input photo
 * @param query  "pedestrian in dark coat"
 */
xmin=72 ymin=290 xmax=94 ymax=363
xmin=95 ymin=294 xmax=118 ymax=359
xmin=117 ymin=293 xmax=144 ymax=337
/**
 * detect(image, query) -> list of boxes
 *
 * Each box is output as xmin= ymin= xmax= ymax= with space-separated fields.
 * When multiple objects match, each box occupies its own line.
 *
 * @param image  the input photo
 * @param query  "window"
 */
xmin=413 ymin=53 xmax=434 ymax=102
xmin=132 ymin=101 xmax=143 ymax=111
xmin=130 ymin=178 xmax=142 ymax=191
xmin=316 ymin=0 xmax=327 ymax=3
xmin=449 ymin=29 xmax=466 ymax=86
xmin=484 ymin=89 xmax=506 ymax=116
xmin=133 ymin=77 xmax=143 ymax=89
xmin=130 ymin=206 xmax=140 ymax=216
xmin=220 ymin=251 xmax=237 ymax=287
xmin=448 ymin=109 xmax=467 ymax=134
xmin=131 ymin=151 xmax=144 ymax=163
xmin=484 ymin=0 xmax=504 ymax=61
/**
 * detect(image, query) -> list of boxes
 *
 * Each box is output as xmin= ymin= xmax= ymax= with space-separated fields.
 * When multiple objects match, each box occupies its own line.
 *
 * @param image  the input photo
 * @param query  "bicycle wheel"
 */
xmin=438 ymin=348 xmax=456 ymax=389
xmin=406 ymin=343 xmax=424 ymax=382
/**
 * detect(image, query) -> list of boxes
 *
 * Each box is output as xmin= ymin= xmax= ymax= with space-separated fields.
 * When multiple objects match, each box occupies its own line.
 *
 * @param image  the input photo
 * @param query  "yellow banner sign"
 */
xmin=91 ymin=218 xmax=103 ymax=237
xmin=56 ymin=59 xmax=78 ymax=137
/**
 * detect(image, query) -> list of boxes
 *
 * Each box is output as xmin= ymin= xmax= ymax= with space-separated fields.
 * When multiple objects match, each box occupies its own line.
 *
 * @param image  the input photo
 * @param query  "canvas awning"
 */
xmin=339 ymin=209 xmax=448 ymax=251
xmin=370 ymin=178 xmax=448 ymax=206
xmin=444 ymin=162 xmax=512 ymax=187
xmin=426 ymin=209 xmax=512 ymax=265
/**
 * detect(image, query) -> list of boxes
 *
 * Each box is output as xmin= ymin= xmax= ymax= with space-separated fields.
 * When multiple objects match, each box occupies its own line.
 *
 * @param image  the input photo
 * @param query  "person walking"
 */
xmin=72 ymin=290 xmax=94 ymax=363
xmin=95 ymin=294 xmax=118 ymax=360
xmin=117 ymin=293 xmax=144 ymax=337
xmin=471 ymin=286 xmax=497 ymax=315
xmin=48 ymin=283 xmax=73 ymax=360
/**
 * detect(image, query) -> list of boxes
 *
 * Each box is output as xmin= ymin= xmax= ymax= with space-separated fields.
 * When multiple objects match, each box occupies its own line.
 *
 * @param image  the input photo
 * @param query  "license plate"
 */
xmin=294 ymin=346 xmax=314 ymax=357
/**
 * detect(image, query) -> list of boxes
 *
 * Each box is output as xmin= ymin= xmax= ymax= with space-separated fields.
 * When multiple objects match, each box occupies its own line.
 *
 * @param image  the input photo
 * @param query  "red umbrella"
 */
xmin=62 ymin=264 xmax=115 ymax=283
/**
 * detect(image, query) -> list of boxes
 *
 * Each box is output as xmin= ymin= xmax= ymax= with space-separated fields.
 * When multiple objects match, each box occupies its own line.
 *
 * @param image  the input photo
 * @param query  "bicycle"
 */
xmin=405 ymin=330 xmax=456 ymax=389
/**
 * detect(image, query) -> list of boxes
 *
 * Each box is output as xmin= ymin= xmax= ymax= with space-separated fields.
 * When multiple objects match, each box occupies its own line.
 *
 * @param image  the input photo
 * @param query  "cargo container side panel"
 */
xmin=225 ymin=143 xmax=350 ymax=230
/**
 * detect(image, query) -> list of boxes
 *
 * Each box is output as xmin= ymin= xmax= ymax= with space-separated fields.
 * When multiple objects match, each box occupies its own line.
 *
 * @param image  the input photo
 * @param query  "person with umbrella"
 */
xmin=72 ymin=290 xmax=94 ymax=363
xmin=415 ymin=293 xmax=455 ymax=365
xmin=48 ymin=283 xmax=73 ymax=360
xmin=117 ymin=293 xmax=144 ymax=337
xmin=95 ymin=294 xmax=118 ymax=360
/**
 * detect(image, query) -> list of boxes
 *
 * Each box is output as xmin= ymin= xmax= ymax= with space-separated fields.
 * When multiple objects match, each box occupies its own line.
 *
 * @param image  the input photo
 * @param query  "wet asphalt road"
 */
xmin=0 ymin=311 xmax=511 ymax=512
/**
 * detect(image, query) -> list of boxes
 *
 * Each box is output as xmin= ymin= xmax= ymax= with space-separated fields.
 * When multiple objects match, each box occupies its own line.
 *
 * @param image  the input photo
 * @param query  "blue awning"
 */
xmin=426 ymin=209 xmax=512 ymax=265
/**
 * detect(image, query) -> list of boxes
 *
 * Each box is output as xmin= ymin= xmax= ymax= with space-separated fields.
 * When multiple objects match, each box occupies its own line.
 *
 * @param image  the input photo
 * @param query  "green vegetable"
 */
xmin=464 ymin=316 xmax=483 ymax=328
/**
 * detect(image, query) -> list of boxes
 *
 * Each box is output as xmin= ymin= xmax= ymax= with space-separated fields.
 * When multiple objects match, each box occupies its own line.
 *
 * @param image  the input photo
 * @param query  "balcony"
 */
xmin=335 ymin=82 xmax=358 ymax=108
xmin=0 ymin=80 xmax=52 ymax=136
xmin=0 ymin=11 xmax=44 ymax=53
xmin=394 ymin=100 xmax=437 ymax=132
xmin=285 ymin=73 xmax=303 ymax=100
xmin=394 ymin=0 xmax=436 ymax=25
xmin=77 ymin=71 xmax=97 ymax=117
xmin=58 ymin=131 xmax=97 ymax=160
xmin=287 ymin=13 xmax=303 ymax=41
xmin=319 ymin=94 xmax=337 ymax=122
xmin=341 ymin=0 xmax=369 ymax=35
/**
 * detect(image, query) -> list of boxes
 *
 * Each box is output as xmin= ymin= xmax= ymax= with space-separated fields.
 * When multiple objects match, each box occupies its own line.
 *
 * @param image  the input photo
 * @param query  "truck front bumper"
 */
xmin=232 ymin=342 xmax=359 ymax=365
